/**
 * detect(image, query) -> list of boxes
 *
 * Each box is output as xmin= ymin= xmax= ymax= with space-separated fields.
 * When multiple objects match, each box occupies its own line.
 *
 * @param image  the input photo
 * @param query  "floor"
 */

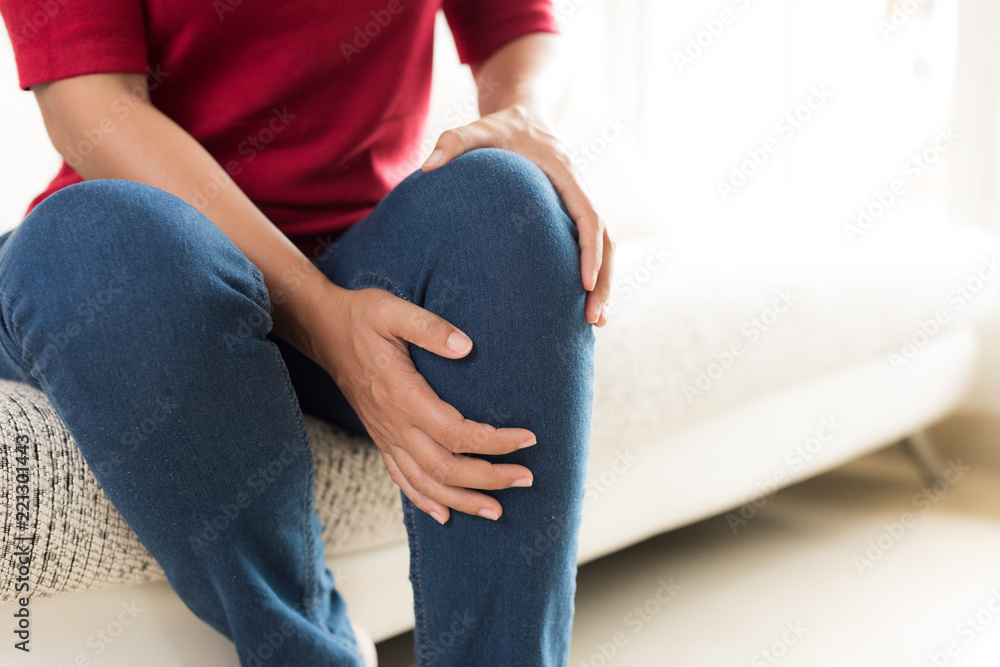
xmin=375 ymin=415 xmax=1000 ymax=666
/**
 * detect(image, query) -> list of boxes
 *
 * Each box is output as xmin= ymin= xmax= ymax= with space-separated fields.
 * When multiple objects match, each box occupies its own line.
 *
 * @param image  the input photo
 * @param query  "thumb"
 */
xmin=392 ymin=301 xmax=473 ymax=359
xmin=421 ymin=122 xmax=493 ymax=172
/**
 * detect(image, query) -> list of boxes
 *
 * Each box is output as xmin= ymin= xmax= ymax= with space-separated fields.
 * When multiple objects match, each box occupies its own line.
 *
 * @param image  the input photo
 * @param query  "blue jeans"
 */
xmin=0 ymin=149 xmax=595 ymax=666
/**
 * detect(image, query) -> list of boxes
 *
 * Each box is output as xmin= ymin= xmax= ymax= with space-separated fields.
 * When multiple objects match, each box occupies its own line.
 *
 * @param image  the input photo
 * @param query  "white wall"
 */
xmin=950 ymin=0 xmax=1000 ymax=414
xmin=4 ymin=1 xmax=1000 ymax=412
xmin=0 ymin=34 xmax=59 ymax=233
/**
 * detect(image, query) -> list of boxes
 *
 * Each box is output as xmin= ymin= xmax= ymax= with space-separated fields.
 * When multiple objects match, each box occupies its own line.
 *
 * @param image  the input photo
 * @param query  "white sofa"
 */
xmin=1 ymin=192 xmax=996 ymax=665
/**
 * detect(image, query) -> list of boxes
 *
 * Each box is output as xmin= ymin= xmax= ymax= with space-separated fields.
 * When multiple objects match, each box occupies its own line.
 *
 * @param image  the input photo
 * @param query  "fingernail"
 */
xmin=423 ymin=150 xmax=445 ymax=170
xmin=591 ymin=268 xmax=600 ymax=288
xmin=447 ymin=331 xmax=472 ymax=354
xmin=477 ymin=508 xmax=499 ymax=521
xmin=511 ymin=477 xmax=533 ymax=488
xmin=518 ymin=438 xmax=537 ymax=449
xmin=431 ymin=511 xmax=447 ymax=525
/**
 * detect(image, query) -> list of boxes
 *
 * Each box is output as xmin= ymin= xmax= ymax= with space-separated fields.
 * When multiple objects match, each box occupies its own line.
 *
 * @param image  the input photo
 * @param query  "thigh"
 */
xmin=0 ymin=229 xmax=37 ymax=389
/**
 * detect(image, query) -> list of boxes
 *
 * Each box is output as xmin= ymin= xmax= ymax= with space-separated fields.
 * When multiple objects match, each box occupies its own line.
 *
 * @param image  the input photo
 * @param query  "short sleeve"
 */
xmin=442 ymin=0 xmax=559 ymax=65
xmin=0 ymin=0 xmax=147 ymax=90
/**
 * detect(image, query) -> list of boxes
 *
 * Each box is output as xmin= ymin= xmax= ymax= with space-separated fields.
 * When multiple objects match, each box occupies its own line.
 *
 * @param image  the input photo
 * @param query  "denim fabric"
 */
xmin=0 ymin=148 xmax=594 ymax=666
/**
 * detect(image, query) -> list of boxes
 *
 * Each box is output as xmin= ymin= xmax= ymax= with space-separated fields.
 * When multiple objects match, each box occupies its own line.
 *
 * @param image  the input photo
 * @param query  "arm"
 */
xmin=32 ymin=72 xmax=534 ymax=523
xmin=33 ymin=73 xmax=327 ymax=358
xmin=422 ymin=33 xmax=615 ymax=327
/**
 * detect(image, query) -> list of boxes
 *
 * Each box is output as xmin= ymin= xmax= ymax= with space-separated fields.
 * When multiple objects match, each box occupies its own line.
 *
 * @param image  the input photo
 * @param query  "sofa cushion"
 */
xmin=2 ymin=213 xmax=996 ymax=601
xmin=0 ymin=378 xmax=404 ymax=601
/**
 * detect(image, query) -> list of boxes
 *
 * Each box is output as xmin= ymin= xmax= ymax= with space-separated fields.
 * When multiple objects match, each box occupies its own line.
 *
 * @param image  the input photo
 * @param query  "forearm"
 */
xmin=33 ymin=74 xmax=334 ymax=360
xmin=472 ymin=32 xmax=564 ymax=123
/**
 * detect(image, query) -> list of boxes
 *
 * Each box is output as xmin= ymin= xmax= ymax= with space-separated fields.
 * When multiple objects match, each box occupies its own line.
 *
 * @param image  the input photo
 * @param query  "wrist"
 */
xmin=269 ymin=267 xmax=346 ymax=365
xmin=494 ymin=97 xmax=555 ymax=133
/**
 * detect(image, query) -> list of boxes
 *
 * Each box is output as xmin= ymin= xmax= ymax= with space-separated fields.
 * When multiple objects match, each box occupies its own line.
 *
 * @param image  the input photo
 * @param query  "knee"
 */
xmin=11 ymin=180 xmax=225 ymax=268
xmin=0 ymin=181 xmax=268 ymax=365
xmin=395 ymin=149 xmax=582 ymax=295
xmin=4 ymin=180 xmax=261 ymax=302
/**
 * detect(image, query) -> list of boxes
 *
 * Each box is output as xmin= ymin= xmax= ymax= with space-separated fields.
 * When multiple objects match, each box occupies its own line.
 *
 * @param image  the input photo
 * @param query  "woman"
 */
xmin=0 ymin=1 xmax=614 ymax=665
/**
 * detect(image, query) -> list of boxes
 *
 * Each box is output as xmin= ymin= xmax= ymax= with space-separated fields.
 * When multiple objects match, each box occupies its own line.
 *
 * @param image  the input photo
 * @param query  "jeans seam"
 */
xmin=349 ymin=271 xmax=413 ymax=302
xmin=0 ymin=245 xmax=32 ymax=377
xmin=0 ymin=306 xmax=29 ymax=377
xmin=248 ymin=263 xmax=271 ymax=312
xmin=262 ymin=334 xmax=321 ymax=626
xmin=403 ymin=499 xmax=431 ymax=666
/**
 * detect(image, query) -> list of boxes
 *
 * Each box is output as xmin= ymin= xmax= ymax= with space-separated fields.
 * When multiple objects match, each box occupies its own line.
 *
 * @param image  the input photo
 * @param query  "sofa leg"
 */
xmin=901 ymin=430 xmax=948 ymax=483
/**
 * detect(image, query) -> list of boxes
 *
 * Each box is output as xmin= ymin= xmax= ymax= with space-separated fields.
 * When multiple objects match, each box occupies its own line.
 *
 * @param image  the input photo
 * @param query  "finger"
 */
xmin=585 ymin=227 xmax=616 ymax=325
xmin=391 ymin=445 xmax=505 ymax=521
xmin=371 ymin=296 xmax=538 ymax=453
xmin=403 ymin=372 xmax=537 ymax=454
xmin=403 ymin=425 xmax=533 ymax=490
xmin=529 ymin=152 xmax=605 ymax=292
xmin=421 ymin=121 xmax=496 ymax=171
xmin=380 ymin=449 xmax=451 ymax=525
xmin=384 ymin=297 xmax=474 ymax=359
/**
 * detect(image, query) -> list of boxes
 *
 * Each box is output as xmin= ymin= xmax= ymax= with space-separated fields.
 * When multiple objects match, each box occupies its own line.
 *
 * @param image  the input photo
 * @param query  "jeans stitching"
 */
xmin=403 ymin=499 xmax=431 ymax=666
xmin=350 ymin=270 xmax=429 ymax=662
xmin=0 ymin=247 xmax=33 ymax=377
xmin=0 ymin=303 xmax=30 ymax=378
xmin=248 ymin=263 xmax=270 ymax=312
xmin=350 ymin=271 xmax=413 ymax=302
xmin=262 ymin=335 xmax=321 ymax=626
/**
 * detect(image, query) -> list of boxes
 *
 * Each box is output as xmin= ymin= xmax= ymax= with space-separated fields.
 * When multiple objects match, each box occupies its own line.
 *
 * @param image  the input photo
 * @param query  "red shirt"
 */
xmin=0 ymin=0 xmax=557 ymax=257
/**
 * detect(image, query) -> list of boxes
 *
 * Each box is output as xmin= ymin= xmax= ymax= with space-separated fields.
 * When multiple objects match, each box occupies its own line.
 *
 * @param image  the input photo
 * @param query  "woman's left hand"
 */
xmin=421 ymin=105 xmax=615 ymax=327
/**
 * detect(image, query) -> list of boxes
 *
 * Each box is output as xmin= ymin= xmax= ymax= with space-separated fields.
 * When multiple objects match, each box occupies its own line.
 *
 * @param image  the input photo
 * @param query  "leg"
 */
xmin=0 ymin=181 xmax=363 ymax=666
xmin=901 ymin=430 xmax=948 ymax=483
xmin=300 ymin=148 xmax=595 ymax=666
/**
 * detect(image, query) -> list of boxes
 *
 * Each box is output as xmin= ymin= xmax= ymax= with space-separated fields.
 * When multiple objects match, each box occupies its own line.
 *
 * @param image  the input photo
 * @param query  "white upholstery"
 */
xmin=1 ymin=212 xmax=997 ymax=660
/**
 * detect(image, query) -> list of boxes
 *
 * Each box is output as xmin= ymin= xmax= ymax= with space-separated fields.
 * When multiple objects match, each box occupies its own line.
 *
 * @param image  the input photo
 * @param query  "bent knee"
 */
xmin=15 ymin=180 xmax=210 ymax=255
xmin=398 ymin=149 xmax=582 ymax=288
xmin=0 ymin=180 xmax=266 ymax=337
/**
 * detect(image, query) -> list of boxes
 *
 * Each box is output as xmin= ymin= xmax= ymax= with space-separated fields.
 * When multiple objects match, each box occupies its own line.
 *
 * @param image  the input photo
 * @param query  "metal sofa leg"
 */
xmin=901 ymin=430 xmax=948 ymax=483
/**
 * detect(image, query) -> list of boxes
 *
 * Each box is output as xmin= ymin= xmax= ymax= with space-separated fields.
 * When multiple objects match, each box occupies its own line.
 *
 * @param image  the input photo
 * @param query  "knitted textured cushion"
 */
xmin=0 ymin=379 xmax=405 ymax=602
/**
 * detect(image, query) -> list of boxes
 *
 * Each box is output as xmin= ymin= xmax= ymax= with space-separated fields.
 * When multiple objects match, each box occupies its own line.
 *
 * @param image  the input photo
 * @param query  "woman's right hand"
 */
xmin=306 ymin=283 xmax=538 ymax=525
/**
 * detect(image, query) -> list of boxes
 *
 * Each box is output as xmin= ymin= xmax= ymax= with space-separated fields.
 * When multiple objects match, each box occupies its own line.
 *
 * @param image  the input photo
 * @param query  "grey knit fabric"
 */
xmin=0 ymin=379 xmax=404 ymax=602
